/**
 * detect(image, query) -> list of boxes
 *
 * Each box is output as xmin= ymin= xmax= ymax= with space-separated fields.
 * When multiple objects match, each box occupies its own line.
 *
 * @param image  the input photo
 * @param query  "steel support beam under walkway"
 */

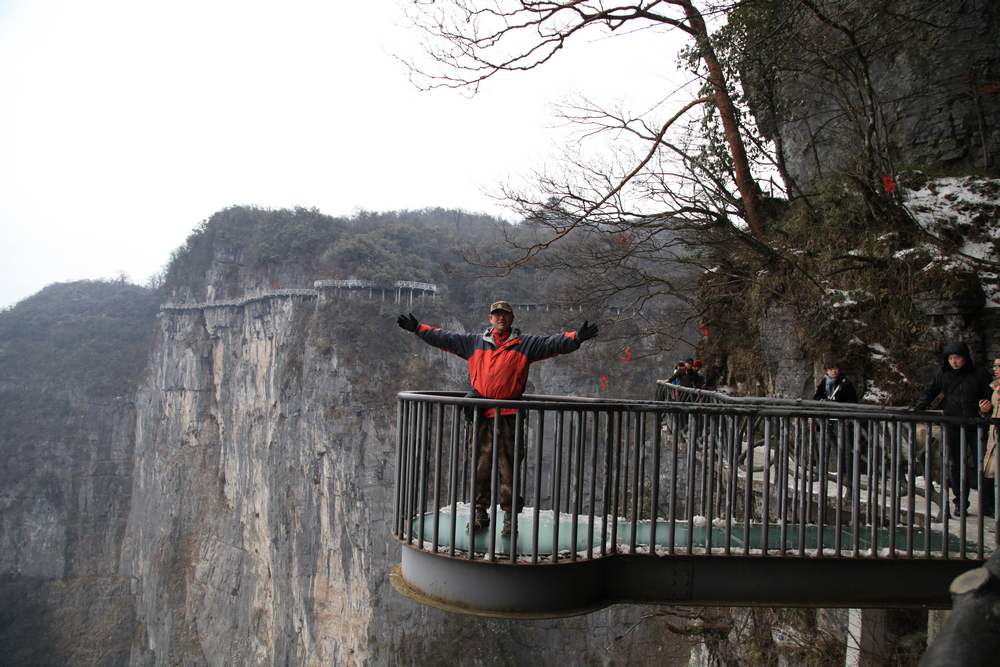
xmin=392 ymin=544 xmax=980 ymax=619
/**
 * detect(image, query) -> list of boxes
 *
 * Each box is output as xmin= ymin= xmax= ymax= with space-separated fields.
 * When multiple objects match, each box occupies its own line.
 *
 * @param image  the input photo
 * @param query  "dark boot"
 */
xmin=981 ymin=478 xmax=996 ymax=517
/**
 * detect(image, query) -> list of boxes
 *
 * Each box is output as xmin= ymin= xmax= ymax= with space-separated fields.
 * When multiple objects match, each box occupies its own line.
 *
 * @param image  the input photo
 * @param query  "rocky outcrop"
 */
xmin=757 ymin=304 xmax=813 ymax=399
xmin=745 ymin=0 xmax=1000 ymax=189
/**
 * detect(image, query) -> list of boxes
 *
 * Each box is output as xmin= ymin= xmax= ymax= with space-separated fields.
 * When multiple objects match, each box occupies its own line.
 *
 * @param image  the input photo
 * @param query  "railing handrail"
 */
xmin=398 ymin=389 xmax=990 ymax=425
xmin=656 ymin=380 xmax=889 ymax=408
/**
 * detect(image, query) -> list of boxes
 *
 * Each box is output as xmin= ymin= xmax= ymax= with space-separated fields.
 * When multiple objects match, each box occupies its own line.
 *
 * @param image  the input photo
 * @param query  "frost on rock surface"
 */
xmin=900 ymin=173 xmax=1000 ymax=304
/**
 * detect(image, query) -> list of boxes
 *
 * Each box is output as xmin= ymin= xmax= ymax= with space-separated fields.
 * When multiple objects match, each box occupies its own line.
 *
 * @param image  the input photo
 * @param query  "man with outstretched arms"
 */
xmin=397 ymin=300 xmax=598 ymax=535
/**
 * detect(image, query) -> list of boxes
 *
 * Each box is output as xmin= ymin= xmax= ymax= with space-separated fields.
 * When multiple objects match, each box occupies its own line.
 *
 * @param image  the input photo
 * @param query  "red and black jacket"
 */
xmin=414 ymin=324 xmax=582 ymax=410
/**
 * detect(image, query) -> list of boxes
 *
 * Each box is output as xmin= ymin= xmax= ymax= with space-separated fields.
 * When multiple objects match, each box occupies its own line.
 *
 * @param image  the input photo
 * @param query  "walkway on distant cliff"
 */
xmin=390 ymin=386 xmax=996 ymax=618
xmin=159 ymin=279 xmax=438 ymax=312
xmin=158 ymin=280 xmax=627 ymax=315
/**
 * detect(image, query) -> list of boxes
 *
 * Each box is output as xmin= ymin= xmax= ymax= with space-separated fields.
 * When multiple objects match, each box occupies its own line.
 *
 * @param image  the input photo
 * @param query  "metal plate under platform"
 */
xmin=393 ymin=544 xmax=983 ymax=618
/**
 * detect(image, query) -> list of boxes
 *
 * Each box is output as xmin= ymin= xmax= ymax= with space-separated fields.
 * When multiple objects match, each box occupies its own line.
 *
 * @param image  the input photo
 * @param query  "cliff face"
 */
xmin=0 ymin=212 xmax=693 ymax=665
xmin=742 ymin=0 xmax=1000 ymax=189
xmin=121 ymin=289 xmax=688 ymax=665
xmin=0 ymin=281 xmax=158 ymax=664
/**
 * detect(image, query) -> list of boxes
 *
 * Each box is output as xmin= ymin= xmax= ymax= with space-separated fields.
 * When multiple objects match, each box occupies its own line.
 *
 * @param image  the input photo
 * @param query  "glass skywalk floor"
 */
xmin=410 ymin=504 xmax=975 ymax=557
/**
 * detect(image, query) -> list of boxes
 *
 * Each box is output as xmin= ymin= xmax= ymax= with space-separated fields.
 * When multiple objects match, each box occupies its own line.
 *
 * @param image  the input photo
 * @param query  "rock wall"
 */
xmin=0 ymin=281 xmax=157 ymax=664
xmin=758 ymin=304 xmax=814 ymax=399
xmin=750 ymin=0 xmax=1000 ymax=189
xmin=121 ymin=291 xmax=690 ymax=665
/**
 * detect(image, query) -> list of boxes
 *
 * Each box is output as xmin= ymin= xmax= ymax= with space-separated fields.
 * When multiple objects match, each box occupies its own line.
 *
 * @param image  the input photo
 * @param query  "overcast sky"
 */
xmin=1 ymin=0 xmax=689 ymax=308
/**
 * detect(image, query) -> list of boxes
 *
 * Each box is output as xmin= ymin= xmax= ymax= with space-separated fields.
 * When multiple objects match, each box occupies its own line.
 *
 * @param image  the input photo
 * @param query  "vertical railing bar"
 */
xmin=778 ymin=418 xmax=788 ymax=555
xmin=432 ymin=403 xmax=444 ymax=554
xmin=878 ymin=420 xmax=887 ymax=529
xmin=834 ymin=419 xmax=843 ymax=556
xmin=725 ymin=414 xmax=737 ymax=555
xmin=804 ymin=418 xmax=811 ymax=526
xmin=977 ymin=424 xmax=985 ymax=560
xmin=959 ymin=426 xmax=967 ymax=560
xmin=459 ymin=412 xmax=468 ymax=502
xmin=743 ymin=416 xmax=755 ymax=557
xmin=792 ymin=417 xmax=801 ymax=526
xmin=565 ymin=412 xmax=575 ymax=515
xmin=621 ymin=411 xmax=632 ymax=532
xmin=603 ymin=411 xmax=615 ymax=556
xmin=715 ymin=415 xmax=726 ymax=519
xmin=448 ymin=406 xmax=460 ymax=558
xmin=629 ymin=411 xmax=642 ymax=554
xmin=639 ymin=414 xmax=647 ymax=524
xmin=400 ymin=401 xmax=410 ymax=542
xmin=669 ymin=412 xmax=680 ymax=555
xmin=942 ymin=424 xmax=950 ymax=559
xmin=393 ymin=398 xmax=404 ymax=538
xmin=905 ymin=422 xmax=914 ymax=559
xmin=705 ymin=414 xmax=716 ymax=554
xmin=610 ymin=411 xmax=623 ymax=555
xmin=798 ymin=418 xmax=808 ymax=556
xmin=685 ymin=413 xmax=697 ymax=554
xmin=864 ymin=420 xmax=873 ymax=532
xmin=467 ymin=409 xmax=480 ymax=561
xmin=761 ymin=417 xmax=771 ymax=556
xmin=698 ymin=414 xmax=709 ymax=519
xmin=531 ymin=409 xmax=545 ymax=565
xmin=570 ymin=411 xmax=583 ymax=562
xmin=852 ymin=418 xmax=861 ymax=557
xmin=509 ymin=408 xmax=524 ymax=564
xmin=926 ymin=421 xmax=934 ymax=559
xmin=551 ymin=411 xmax=565 ymax=563
xmin=405 ymin=400 xmax=417 ymax=545
xmin=416 ymin=402 xmax=427 ymax=550
xmin=577 ymin=410 xmax=587 ymax=515
xmin=868 ymin=421 xmax=878 ymax=558
xmin=889 ymin=419 xmax=899 ymax=558
xmin=588 ymin=410 xmax=599 ymax=560
xmin=650 ymin=410 xmax=662 ymax=555
xmin=817 ymin=419 xmax=828 ymax=558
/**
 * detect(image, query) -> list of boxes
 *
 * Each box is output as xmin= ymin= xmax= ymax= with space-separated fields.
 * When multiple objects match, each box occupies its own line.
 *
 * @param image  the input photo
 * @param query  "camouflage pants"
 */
xmin=474 ymin=414 xmax=520 ymax=513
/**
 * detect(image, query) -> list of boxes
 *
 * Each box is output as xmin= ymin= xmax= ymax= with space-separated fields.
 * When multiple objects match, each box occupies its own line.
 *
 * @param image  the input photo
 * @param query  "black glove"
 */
xmin=578 ymin=320 xmax=598 ymax=342
xmin=397 ymin=313 xmax=419 ymax=332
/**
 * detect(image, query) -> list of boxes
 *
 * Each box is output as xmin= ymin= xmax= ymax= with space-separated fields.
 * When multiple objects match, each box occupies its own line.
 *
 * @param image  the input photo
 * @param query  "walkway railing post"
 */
xmin=393 ymin=398 xmax=404 ymax=539
xmin=467 ymin=409 xmax=480 ymax=560
xmin=510 ymin=408 xmax=524 ymax=564
xmin=531 ymin=410 xmax=545 ymax=564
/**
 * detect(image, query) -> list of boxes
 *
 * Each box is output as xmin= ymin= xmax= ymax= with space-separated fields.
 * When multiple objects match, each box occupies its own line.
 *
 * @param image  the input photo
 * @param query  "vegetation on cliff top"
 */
xmin=0 ymin=280 xmax=160 ymax=396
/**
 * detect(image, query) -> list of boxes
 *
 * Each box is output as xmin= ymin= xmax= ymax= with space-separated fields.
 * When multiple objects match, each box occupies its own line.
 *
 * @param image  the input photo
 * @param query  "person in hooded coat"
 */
xmin=914 ymin=341 xmax=993 ymax=515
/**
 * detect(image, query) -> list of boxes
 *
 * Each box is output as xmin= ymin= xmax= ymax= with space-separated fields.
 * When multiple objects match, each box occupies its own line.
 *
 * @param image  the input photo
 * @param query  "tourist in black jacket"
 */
xmin=812 ymin=362 xmax=859 ymax=496
xmin=914 ymin=341 xmax=993 ymax=515
xmin=813 ymin=362 xmax=858 ymax=403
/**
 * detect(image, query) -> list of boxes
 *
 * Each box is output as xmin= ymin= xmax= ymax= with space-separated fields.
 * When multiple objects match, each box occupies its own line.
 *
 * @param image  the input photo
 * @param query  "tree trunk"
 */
xmin=679 ymin=0 xmax=766 ymax=238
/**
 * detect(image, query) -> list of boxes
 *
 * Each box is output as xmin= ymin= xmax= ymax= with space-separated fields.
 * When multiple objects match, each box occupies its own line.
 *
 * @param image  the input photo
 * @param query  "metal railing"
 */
xmin=393 ymin=390 xmax=998 ymax=566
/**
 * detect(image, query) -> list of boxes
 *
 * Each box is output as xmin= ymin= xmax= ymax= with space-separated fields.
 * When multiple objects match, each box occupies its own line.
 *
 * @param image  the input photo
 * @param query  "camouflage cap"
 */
xmin=490 ymin=300 xmax=514 ymax=314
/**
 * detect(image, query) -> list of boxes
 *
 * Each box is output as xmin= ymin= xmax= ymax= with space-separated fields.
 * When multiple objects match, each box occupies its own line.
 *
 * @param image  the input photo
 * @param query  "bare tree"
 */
xmin=406 ymin=0 xmax=768 ymax=240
